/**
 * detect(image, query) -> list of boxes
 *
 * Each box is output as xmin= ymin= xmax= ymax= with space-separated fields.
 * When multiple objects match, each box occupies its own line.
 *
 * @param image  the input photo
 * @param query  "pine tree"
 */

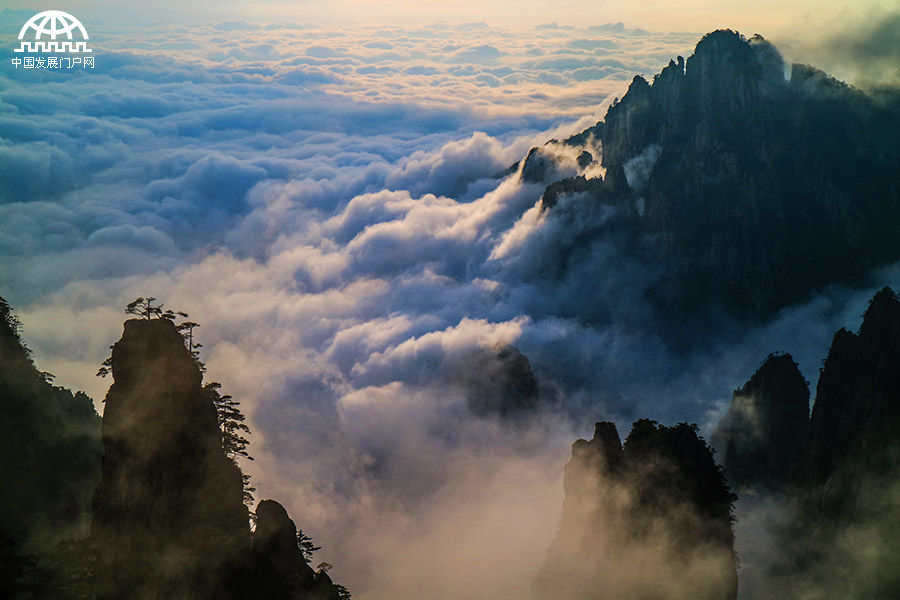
xmin=203 ymin=382 xmax=255 ymax=506
xmin=96 ymin=346 xmax=114 ymax=379
xmin=124 ymin=297 xmax=162 ymax=319
xmin=296 ymin=530 xmax=321 ymax=564
xmin=205 ymin=382 xmax=253 ymax=462
xmin=124 ymin=297 xmax=187 ymax=321
xmin=176 ymin=321 xmax=204 ymax=371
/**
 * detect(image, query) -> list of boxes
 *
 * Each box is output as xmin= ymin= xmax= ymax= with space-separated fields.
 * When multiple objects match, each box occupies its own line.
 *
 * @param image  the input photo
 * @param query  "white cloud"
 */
xmin=6 ymin=18 xmax=894 ymax=599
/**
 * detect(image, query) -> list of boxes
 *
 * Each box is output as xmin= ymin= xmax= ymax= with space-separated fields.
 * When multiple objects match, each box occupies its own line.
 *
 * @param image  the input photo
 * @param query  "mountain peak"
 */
xmin=542 ymin=29 xmax=900 ymax=326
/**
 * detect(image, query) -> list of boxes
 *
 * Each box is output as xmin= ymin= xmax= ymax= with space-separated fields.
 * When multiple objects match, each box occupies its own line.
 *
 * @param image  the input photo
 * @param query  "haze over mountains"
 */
xmin=2 ymin=19 xmax=899 ymax=600
xmin=526 ymin=30 xmax=899 ymax=325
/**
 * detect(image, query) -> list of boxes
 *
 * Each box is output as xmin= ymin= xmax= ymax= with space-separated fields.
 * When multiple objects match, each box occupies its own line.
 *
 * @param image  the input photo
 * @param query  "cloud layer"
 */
xmin=3 ymin=14 xmax=898 ymax=598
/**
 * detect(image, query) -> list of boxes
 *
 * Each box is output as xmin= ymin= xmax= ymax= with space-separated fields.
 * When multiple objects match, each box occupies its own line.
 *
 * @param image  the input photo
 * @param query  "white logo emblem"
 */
xmin=15 ymin=10 xmax=92 ymax=54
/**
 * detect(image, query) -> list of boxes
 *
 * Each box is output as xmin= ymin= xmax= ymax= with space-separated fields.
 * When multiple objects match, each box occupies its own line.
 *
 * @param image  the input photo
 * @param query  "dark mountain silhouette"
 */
xmin=538 ymin=420 xmax=737 ymax=600
xmin=0 ymin=296 xmax=102 ymax=596
xmin=786 ymin=287 xmax=900 ymax=598
xmin=521 ymin=29 xmax=900 ymax=326
xmin=804 ymin=287 xmax=900 ymax=491
xmin=92 ymin=316 xmax=348 ymax=600
xmin=92 ymin=317 xmax=250 ymax=599
xmin=716 ymin=287 xmax=900 ymax=597
xmin=251 ymin=499 xmax=342 ymax=600
xmin=465 ymin=344 xmax=540 ymax=416
xmin=712 ymin=353 xmax=809 ymax=490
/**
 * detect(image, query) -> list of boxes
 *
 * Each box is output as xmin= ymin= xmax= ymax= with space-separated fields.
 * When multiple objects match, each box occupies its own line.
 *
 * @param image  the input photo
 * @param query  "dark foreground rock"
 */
xmin=538 ymin=420 xmax=737 ymax=600
xmin=92 ymin=318 xmax=347 ymax=600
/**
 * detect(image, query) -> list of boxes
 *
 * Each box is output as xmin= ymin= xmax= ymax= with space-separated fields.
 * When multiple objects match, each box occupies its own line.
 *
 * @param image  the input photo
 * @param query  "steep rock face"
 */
xmin=543 ymin=30 xmax=900 ymax=325
xmin=805 ymin=287 xmax=900 ymax=488
xmin=0 ymin=297 xmax=101 ymax=593
xmin=250 ymin=500 xmax=340 ymax=600
xmin=539 ymin=420 xmax=737 ymax=600
xmin=720 ymin=288 xmax=900 ymax=598
xmin=465 ymin=345 xmax=540 ymax=416
xmin=92 ymin=318 xmax=249 ymax=600
xmin=785 ymin=288 xmax=900 ymax=598
xmin=713 ymin=353 xmax=809 ymax=489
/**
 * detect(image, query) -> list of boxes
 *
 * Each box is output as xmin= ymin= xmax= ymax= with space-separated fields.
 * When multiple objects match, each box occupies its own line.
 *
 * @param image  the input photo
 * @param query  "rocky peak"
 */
xmin=255 ymin=500 xmax=303 ymax=558
xmin=538 ymin=29 xmax=900 ymax=325
xmin=806 ymin=287 xmax=900 ymax=487
xmin=593 ymin=421 xmax=623 ymax=452
xmin=109 ymin=318 xmax=201 ymax=390
xmin=250 ymin=499 xmax=319 ymax=597
xmin=465 ymin=344 xmax=541 ymax=416
xmin=541 ymin=419 xmax=737 ymax=600
xmin=858 ymin=286 xmax=900 ymax=340
xmin=561 ymin=421 xmax=624 ymax=513
xmin=92 ymin=317 xmax=249 ymax=600
xmin=723 ymin=288 xmax=900 ymax=597
xmin=713 ymin=353 xmax=809 ymax=489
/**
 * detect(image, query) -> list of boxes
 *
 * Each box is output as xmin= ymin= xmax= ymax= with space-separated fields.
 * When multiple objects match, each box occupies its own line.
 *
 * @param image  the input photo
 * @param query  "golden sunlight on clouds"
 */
xmin=247 ymin=0 xmax=893 ymax=32
xmin=70 ymin=0 xmax=894 ymax=36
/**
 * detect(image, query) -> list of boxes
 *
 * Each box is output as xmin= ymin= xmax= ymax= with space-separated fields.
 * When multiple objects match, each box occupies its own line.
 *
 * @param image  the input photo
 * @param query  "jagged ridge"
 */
xmin=525 ymin=30 xmax=900 ymax=326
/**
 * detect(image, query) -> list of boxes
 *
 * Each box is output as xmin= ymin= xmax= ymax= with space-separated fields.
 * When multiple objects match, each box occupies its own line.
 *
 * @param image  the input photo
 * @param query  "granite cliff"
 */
xmin=92 ymin=318 xmax=250 ymax=599
xmin=519 ymin=30 xmax=900 ymax=326
xmin=0 ymin=297 xmax=102 ymax=596
xmin=92 ymin=317 xmax=346 ymax=600
xmin=716 ymin=287 xmax=900 ymax=597
xmin=538 ymin=420 xmax=737 ymax=600
xmin=713 ymin=353 xmax=809 ymax=490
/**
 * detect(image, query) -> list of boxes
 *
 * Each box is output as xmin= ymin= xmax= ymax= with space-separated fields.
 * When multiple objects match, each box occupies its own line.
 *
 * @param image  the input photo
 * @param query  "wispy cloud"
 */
xmin=3 ymin=14 xmax=897 ymax=598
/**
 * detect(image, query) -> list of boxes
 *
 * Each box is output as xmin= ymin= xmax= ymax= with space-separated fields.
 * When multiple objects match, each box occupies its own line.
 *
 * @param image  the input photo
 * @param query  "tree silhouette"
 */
xmin=203 ymin=382 xmax=255 ymax=507
xmin=177 ymin=321 xmax=204 ymax=371
xmin=205 ymin=382 xmax=253 ymax=462
xmin=240 ymin=474 xmax=256 ymax=508
xmin=99 ymin=299 xmax=189 ymax=378
xmin=96 ymin=346 xmax=114 ymax=378
xmin=296 ymin=530 xmax=321 ymax=564
xmin=124 ymin=297 xmax=187 ymax=321
xmin=125 ymin=297 xmax=162 ymax=320
xmin=98 ymin=297 xmax=257 ymax=508
xmin=0 ymin=297 xmax=23 ymax=341
xmin=296 ymin=531 xmax=352 ymax=598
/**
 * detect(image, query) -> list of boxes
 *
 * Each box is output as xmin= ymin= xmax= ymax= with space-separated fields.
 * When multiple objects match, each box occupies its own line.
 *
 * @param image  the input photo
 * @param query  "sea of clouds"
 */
xmin=2 ymin=12 xmax=897 ymax=598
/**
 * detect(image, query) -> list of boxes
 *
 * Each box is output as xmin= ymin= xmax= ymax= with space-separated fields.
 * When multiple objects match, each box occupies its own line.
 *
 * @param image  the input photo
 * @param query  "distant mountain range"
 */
xmin=514 ymin=29 xmax=900 ymax=327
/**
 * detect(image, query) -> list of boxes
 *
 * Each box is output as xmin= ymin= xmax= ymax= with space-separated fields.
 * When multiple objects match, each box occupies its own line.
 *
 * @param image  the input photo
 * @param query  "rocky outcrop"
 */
xmin=719 ymin=287 xmax=900 ymax=598
xmin=538 ymin=420 xmax=737 ymax=600
xmin=520 ymin=146 xmax=553 ymax=183
xmin=804 ymin=287 xmax=900 ymax=488
xmin=92 ymin=318 xmax=250 ymax=600
xmin=541 ymin=30 xmax=900 ymax=325
xmin=719 ymin=287 xmax=900 ymax=502
xmin=250 ymin=500 xmax=341 ymax=600
xmin=0 ymin=296 xmax=101 ymax=593
xmin=465 ymin=344 xmax=540 ymax=416
xmin=91 ymin=317 xmax=349 ymax=600
xmin=713 ymin=353 xmax=809 ymax=489
xmin=786 ymin=288 xmax=900 ymax=598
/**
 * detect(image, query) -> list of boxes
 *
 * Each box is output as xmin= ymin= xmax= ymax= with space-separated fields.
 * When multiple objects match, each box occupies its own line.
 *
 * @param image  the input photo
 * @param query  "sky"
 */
xmin=29 ymin=0 xmax=898 ymax=31
xmin=1 ymin=2 xmax=898 ymax=598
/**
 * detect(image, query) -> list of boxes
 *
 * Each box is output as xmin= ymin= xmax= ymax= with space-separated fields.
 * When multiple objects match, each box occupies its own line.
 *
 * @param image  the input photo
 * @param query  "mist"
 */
xmin=3 ymin=8 xmax=899 ymax=599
